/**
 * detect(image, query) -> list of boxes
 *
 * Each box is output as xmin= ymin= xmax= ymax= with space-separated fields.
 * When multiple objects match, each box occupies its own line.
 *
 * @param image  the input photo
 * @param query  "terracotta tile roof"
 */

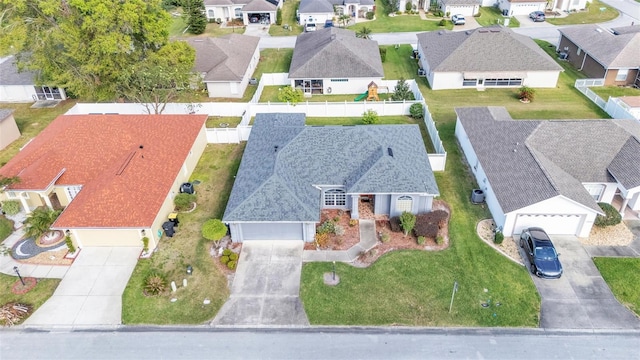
xmin=0 ymin=114 xmax=206 ymax=228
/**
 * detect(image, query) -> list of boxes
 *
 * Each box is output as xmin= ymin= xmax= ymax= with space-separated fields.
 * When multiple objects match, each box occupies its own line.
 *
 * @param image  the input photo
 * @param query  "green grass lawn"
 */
xmin=476 ymin=7 xmax=520 ymax=27
xmin=206 ymin=117 xmax=243 ymax=128
xmin=0 ymin=274 xmax=60 ymax=325
xmin=382 ymin=45 xmax=420 ymax=80
xmin=259 ymin=86 xmax=393 ymax=102
xmin=254 ymin=49 xmax=293 ymax=77
xmin=547 ymin=0 xmax=618 ymax=25
xmin=590 ymin=86 xmax=640 ymax=99
xmin=349 ymin=0 xmax=453 ymax=33
xmin=306 ymin=115 xmax=413 ymax=125
xmin=593 ymin=258 xmax=640 ymax=317
xmin=122 ymin=144 xmax=244 ymax=324
xmin=169 ymin=10 xmax=244 ymax=38
xmin=0 ymin=216 xmax=14 ymax=242
xmin=269 ymin=0 xmax=303 ymax=36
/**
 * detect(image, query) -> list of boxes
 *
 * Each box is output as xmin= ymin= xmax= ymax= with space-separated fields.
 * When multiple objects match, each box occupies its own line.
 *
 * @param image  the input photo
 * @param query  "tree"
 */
xmin=277 ymin=86 xmax=304 ymax=105
xmin=356 ymin=26 xmax=372 ymax=39
xmin=23 ymin=207 xmax=61 ymax=240
xmin=391 ymin=77 xmax=413 ymax=101
xmin=202 ymin=219 xmax=228 ymax=247
xmin=362 ymin=109 xmax=378 ymax=124
xmin=0 ymin=176 xmax=19 ymax=190
xmin=0 ymin=0 xmax=173 ymax=101
xmin=409 ymin=103 xmax=424 ymax=119
xmin=399 ymin=211 xmax=416 ymax=237
xmin=276 ymin=8 xmax=283 ymax=25
xmin=338 ymin=14 xmax=351 ymax=28
xmin=518 ymin=86 xmax=536 ymax=102
xmin=184 ymin=0 xmax=207 ymax=34
xmin=117 ymin=41 xmax=197 ymax=114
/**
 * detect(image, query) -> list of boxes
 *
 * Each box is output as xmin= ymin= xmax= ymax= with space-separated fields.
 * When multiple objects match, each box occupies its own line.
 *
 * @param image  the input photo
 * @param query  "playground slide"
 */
xmin=354 ymin=91 xmax=368 ymax=101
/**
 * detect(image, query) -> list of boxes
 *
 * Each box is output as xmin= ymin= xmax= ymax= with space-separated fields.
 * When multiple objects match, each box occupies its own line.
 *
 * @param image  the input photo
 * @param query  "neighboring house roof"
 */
xmin=456 ymin=106 xmax=640 ymax=213
xmin=441 ymin=0 xmax=481 ymax=5
xmin=0 ymin=109 xmax=14 ymax=121
xmin=242 ymin=0 xmax=278 ymax=11
xmin=223 ymin=113 xmax=439 ymax=223
xmin=620 ymin=96 xmax=640 ymax=108
xmin=289 ymin=27 xmax=384 ymax=79
xmin=508 ymin=0 xmax=544 ymax=3
xmin=299 ymin=0 xmax=334 ymax=13
xmin=187 ymin=34 xmax=260 ymax=82
xmin=204 ymin=0 xmax=245 ymax=6
xmin=558 ymin=24 xmax=640 ymax=68
xmin=0 ymin=114 xmax=207 ymax=228
xmin=327 ymin=0 xmax=374 ymax=5
xmin=0 ymin=56 xmax=36 ymax=86
xmin=416 ymin=26 xmax=562 ymax=74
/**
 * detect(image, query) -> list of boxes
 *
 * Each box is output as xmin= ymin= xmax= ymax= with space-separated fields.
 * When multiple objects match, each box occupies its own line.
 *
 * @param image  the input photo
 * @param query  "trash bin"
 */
xmin=162 ymin=221 xmax=175 ymax=237
xmin=168 ymin=212 xmax=179 ymax=227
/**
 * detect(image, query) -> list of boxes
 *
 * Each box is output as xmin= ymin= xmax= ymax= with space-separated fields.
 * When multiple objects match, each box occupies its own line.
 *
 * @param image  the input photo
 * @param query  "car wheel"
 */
xmin=519 ymin=238 xmax=524 ymax=248
xmin=531 ymin=264 xmax=537 ymax=275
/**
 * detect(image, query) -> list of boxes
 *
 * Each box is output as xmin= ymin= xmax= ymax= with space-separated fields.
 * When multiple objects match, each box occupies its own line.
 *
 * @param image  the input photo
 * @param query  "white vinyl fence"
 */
xmin=575 ymin=78 xmax=607 ymax=109
xmin=423 ymin=104 xmax=446 ymax=171
xmin=575 ymin=78 xmax=639 ymax=121
xmin=604 ymin=97 xmax=639 ymax=120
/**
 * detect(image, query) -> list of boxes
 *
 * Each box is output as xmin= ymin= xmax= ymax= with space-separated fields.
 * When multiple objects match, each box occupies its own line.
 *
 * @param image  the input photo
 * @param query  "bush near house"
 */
xmin=174 ymin=193 xmax=196 ymax=211
xmin=409 ymin=103 xmax=423 ymax=119
xmin=413 ymin=210 xmax=447 ymax=239
xmin=594 ymin=202 xmax=621 ymax=227
xmin=1 ymin=200 xmax=21 ymax=216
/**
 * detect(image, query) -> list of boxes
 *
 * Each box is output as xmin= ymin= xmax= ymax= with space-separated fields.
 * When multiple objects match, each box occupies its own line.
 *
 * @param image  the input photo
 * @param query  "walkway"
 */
xmin=302 ymin=219 xmax=377 ymax=263
xmin=212 ymin=240 xmax=308 ymax=326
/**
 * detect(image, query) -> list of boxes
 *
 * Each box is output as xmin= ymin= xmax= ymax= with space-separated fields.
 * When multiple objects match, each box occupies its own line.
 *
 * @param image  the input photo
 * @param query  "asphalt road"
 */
xmin=1 ymin=327 xmax=639 ymax=359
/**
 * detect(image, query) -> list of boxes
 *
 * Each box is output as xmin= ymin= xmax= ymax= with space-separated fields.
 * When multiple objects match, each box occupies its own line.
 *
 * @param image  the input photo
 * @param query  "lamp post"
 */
xmin=13 ymin=266 xmax=25 ymax=286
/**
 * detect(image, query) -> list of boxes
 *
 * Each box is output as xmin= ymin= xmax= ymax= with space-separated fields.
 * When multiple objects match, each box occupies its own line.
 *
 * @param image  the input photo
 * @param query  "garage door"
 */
xmin=241 ymin=223 xmax=304 ymax=240
xmin=513 ymin=214 xmax=583 ymax=235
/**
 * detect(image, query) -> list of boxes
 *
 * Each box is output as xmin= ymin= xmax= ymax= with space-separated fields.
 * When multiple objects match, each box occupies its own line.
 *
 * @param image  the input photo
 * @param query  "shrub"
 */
xmin=227 ymin=260 xmax=237 ymax=270
xmin=277 ymin=86 xmax=304 ymax=105
xmin=594 ymin=202 xmax=622 ymax=227
xmin=315 ymin=233 xmax=329 ymax=248
xmin=417 ymin=236 xmax=426 ymax=245
xmin=333 ymin=216 xmax=340 ymax=222
xmin=436 ymin=235 xmax=443 ymax=245
xmin=2 ymin=200 xmax=20 ymax=215
xmin=0 ymin=216 xmax=13 ymax=242
xmin=229 ymin=252 xmax=239 ymax=261
xmin=494 ymin=231 xmax=504 ymax=244
xmin=518 ymin=86 xmax=536 ymax=102
xmin=141 ymin=236 xmax=149 ymax=253
xmin=349 ymin=219 xmax=358 ymax=227
xmin=409 ymin=103 xmax=424 ymax=119
xmin=220 ymin=255 xmax=230 ymax=264
xmin=276 ymin=8 xmax=282 ymax=25
xmin=64 ymin=235 xmax=76 ymax=253
xmin=390 ymin=216 xmax=402 ymax=232
xmin=202 ymin=219 xmax=227 ymax=247
xmin=317 ymin=220 xmax=336 ymax=234
xmin=144 ymin=274 xmax=167 ymax=295
xmin=438 ymin=19 xmax=446 ymax=26
xmin=399 ymin=211 xmax=416 ymax=237
xmin=414 ymin=210 xmax=448 ymax=238
xmin=445 ymin=11 xmax=450 ymax=17
xmin=391 ymin=77 xmax=413 ymax=101
xmin=380 ymin=232 xmax=390 ymax=243
xmin=174 ymin=193 xmax=196 ymax=211
xmin=405 ymin=1 xmax=412 ymax=11
xmin=23 ymin=207 xmax=61 ymax=239
xmin=222 ymin=248 xmax=232 ymax=256
xmin=334 ymin=225 xmax=345 ymax=236
xmin=379 ymin=47 xmax=387 ymax=62
xmin=366 ymin=11 xmax=374 ymax=19
xmin=362 ymin=109 xmax=379 ymax=124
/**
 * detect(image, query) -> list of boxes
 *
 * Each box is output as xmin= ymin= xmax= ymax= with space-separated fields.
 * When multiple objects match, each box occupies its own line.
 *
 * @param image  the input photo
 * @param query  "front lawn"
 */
xmin=476 ymin=7 xmax=520 ymax=28
xmin=269 ymin=0 xmax=303 ymax=36
xmin=593 ymin=258 xmax=640 ymax=317
xmin=547 ymin=0 xmax=618 ymax=25
xmin=349 ymin=0 xmax=453 ymax=33
xmin=0 ymin=274 xmax=60 ymax=325
xmin=169 ymin=10 xmax=244 ymax=38
xmin=122 ymin=144 xmax=244 ymax=324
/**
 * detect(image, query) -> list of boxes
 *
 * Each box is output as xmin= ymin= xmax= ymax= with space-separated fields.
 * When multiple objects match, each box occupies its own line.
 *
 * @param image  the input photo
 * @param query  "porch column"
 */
xmin=351 ymin=195 xmax=359 ymax=219
xmin=41 ymin=193 xmax=53 ymax=209
xmin=619 ymin=197 xmax=630 ymax=216
xmin=18 ymin=195 xmax=30 ymax=214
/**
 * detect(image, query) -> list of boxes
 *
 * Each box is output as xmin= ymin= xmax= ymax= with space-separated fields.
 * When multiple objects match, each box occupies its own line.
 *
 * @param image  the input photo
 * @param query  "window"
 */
xmin=208 ymin=9 xmax=214 ymax=18
xmin=330 ymin=79 xmax=348 ymax=82
xmin=6 ymin=191 xmax=17 ymax=199
xmin=463 ymin=79 xmax=477 ymax=87
xmin=324 ymin=188 xmax=346 ymax=207
xmin=66 ymin=186 xmax=82 ymax=201
xmin=396 ymin=196 xmax=413 ymax=213
xmin=234 ymin=8 xmax=242 ymax=18
xmin=584 ymin=184 xmax=605 ymax=201
xmin=484 ymin=78 xmax=522 ymax=87
xmin=616 ymin=69 xmax=629 ymax=81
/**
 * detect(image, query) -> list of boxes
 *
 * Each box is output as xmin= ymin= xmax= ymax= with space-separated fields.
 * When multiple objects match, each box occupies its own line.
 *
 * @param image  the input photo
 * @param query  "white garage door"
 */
xmin=241 ymin=223 xmax=304 ymax=241
xmin=448 ymin=5 xmax=475 ymax=16
xmin=513 ymin=214 xmax=584 ymax=235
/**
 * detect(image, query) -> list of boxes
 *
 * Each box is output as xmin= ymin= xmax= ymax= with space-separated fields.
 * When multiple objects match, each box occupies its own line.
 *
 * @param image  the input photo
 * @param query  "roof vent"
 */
xmin=387 ymin=147 xmax=394 ymax=157
xmin=139 ymin=145 xmax=144 ymax=149
xmin=513 ymin=149 xmax=517 ymax=153
xmin=274 ymin=145 xmax=279 ymax=152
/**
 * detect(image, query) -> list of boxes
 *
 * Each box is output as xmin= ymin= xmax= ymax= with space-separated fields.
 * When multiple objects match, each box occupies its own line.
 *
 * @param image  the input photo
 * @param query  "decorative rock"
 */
xmin=203 ymin=298 xmax=211 ymax=305
xmin=183 ymin=278 xmax=187 ymax=287
xmin=171 ymin=298 xmax=177 ymax=303
xmin=171 ymin=281 xmax=177 ymax=292
xmin=323 ymin=272 xmax=340 ymax=286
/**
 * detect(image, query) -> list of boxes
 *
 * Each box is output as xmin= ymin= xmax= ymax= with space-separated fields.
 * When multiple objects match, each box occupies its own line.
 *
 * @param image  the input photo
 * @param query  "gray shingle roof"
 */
xmin=242 ymin=0 xmax=277 ymax=11
xmin=416 ymin=26 xmax=562 ymax=73
xmin=289 ymin=27 xmax=384 ymax=79
xmin=456 ymin=107 xmax=640 ymax=213
xmin=608 ymin=137 xmax=640 ymax=190
xmin=224 ymin=113 xmax=439 ymax=222
xmin=299 ymin=0 xmax=334 ymax=13
xmin=0 ymin=109 xmax=14 ymax=121
xmin=558 ymin=25 xmax=640 ymax=68
xmin=187 ymin=34 xmax=260 ymax=82
xmin=0 ymin=56 xmax=36 ymax=86
xmin=205 ymin=0 xmax=245 ymax=5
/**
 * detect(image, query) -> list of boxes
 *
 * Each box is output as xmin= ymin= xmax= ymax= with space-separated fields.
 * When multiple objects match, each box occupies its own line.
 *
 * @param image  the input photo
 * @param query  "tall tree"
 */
xmin=0 ymin=0 xmax=174 ymax=101
xmin=391 ymin=77 xmax=413 ymax=101
xmin=183 ymin=0 xmax=207 ymax=34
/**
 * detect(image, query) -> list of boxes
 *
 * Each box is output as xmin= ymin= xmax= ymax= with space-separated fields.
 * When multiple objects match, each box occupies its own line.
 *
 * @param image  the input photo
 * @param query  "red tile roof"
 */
xmin=0 ymin=114 xmax=206 ymax=228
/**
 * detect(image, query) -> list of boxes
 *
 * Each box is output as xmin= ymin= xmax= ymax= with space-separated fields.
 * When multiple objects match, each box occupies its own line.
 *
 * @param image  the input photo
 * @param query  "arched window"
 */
xmin=396 ymin=196 xmax=413 ymax=213
xmin=208 ymin=9 xmax=214 ymax=18
xmin=324 ymin=188 xmax=346 ymax=207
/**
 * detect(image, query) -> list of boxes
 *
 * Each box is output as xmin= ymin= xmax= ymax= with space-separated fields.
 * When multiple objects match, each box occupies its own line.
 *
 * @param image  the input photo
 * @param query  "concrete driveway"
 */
xmin=212 ymin=240 xmax=309 ymax=326
xmin=23 ymin=247 xmax=140 ymax=327
xmin=519 ymin=236 xmax=640 ymax=329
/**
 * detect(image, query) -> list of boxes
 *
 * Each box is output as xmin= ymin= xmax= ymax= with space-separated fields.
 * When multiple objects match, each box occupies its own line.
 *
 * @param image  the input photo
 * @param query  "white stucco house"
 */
xmin=298 ymin=0 xmax=375 ymax=25
xmin=204 ymin=0 xmax=281 ymax=25
xmin=496 ymin=0 xmax=546 ymax=16
xmin=455 ymin=106 xmax=640 ymax=237
xmin=187 ymin=34 xmax=260 ymax=98
xmin=0 ymin=56 xmax=66 ymax=103
xmin=416 ymin=26 xmax=562 ymax=90
xmin=223 ymin=113 xmax=440 ymax=242
xmin=289 ymin=27 xmax=384 ymax=95
xmin=437 ymin=0 xmax=481 ymax=17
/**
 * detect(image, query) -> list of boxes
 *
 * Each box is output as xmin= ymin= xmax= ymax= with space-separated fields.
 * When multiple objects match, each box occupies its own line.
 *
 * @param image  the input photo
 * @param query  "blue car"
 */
xmin=520 ymin=227 xmax=563 ymax=279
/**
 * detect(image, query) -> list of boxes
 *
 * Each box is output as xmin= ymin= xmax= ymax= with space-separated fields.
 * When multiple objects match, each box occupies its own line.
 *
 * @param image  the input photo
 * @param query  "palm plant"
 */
xmin=356 ymin=26 xmax=372 ymax=39
xmin=23 ymin=207 xmax=61 ymax=239
xmin=338 ymin=14 xmax=350 ymax=28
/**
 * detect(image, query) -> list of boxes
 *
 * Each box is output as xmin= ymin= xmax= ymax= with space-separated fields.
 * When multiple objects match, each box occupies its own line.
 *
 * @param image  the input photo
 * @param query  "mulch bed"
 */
xmin=304 ymin=210 xmax=361 ymax=251
xmin=11 ymin=277 xmax=37 ymax=295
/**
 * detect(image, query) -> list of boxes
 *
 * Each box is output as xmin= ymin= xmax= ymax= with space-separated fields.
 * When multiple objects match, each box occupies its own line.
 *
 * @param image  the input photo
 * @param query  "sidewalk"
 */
xmin=302 ymin=219 xmax=377 ymax=263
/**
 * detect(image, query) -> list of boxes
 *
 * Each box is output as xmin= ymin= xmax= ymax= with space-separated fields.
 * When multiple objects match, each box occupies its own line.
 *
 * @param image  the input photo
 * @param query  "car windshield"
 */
xmin=535 ymin=246 xmax=556 ymax=260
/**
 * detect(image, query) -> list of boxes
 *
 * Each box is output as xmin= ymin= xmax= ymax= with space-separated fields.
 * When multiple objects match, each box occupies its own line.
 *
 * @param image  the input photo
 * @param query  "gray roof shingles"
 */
xmin=456 ymin=106 xmax=640 ymax=213
xmin=224 ymin=113 xmax=439 ymax=222
xmin=187 ymin=34 xmax=260 ymax=82
xmin=0 ymin=56 xmax=36 ymax=86
xmin=416 ymin=26 xmax=562 ymax=73
xmin=299 ymin=0 xmax=334 ymax=13
xmin=608 ymin=137 xmax=640 ymax=190
xmin=558 ymin=24 xmax=640 ymax=68
xmin=289 ymin=27 xmax=384 ymax=79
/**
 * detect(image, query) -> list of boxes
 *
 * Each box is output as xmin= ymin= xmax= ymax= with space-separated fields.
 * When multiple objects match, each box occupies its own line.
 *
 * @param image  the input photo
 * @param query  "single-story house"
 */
xmin=496 ymin=0 xmax=545 ymax=16
xmin=550 ymin=0 xmax=589 ymax=12
xmin=416 ymin=26 xmax=563 ymax=90
xmin=187 ymin=34 xmax=260 ymax=98
xmin=289 ymin=27 xmax=384 ymax=95
xmin=455 ymin=106 xmax=640 ymax=237
xmin=204 ymin=0 xmax=281 ymax=25
xmin=0 ymin=109 xmax=20 ymax=151
xmin=558 ymin=24 xmax=640 ymax=87
xmin=0 ymin=114 xmax=208 ymax=250
xmin=616 ymin=96 xmax=640 ymax=120
xmin=298 ymin=0 xmax=375 ymax=25
xmin=437 ymin=0 xmax=481 ymax=17
xmin=0 ymin=56 xmax=66 ymax=103
xmin=223 ymin=113 xmax=440 ymax=242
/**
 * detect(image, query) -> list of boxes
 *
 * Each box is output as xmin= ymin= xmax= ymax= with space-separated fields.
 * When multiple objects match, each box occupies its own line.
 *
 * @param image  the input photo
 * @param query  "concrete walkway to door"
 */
xmin=212 ymin=241 xmax=309 ymax=327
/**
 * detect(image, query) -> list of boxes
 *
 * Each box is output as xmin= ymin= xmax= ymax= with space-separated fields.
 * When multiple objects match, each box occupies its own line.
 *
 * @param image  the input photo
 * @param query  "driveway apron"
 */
xmin=520 ymin=236 xmax=640 ymax=329
xmin=212 ymin=240 xmax=309 ymax=326
xmin=23 ymin=247 xmax=140 ymax=327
